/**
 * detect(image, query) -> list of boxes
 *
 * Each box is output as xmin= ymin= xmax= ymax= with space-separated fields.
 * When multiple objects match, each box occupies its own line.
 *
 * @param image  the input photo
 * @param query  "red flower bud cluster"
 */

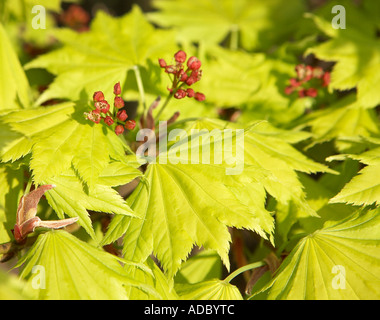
xmin=159 ymin=50 xmax=206 ymax=102
xmin=59 ymin=4 xmax=90 ymax=32
xmin=285 ymin=64 xmax=331 ymax=98
xmin=85 ymin=82 xmax=136 ymax=135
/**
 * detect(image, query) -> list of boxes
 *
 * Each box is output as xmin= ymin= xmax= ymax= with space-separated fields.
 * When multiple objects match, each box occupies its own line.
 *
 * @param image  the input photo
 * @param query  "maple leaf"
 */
xmin=43 ymin=166 xmax=140 ymax=240
xmin=0 ymin=23 xmax=31 ymax=111
xmin=15 ymin=230 xmax=156 ymax=299
xmin=102 ymin=119 xmax=332 ymax=277
xmin=306 ymin=13 xmax=380 ymax=108
xmin=301 ymin=94 xmax=380 ymax=152
xmin=0 ymin=164 xmax=24 ymax=243
xmin=328 ymin=146 xmax=380 ymax=207
xmin=25 ymin=5 xmax=177 ymax=105
xmin=251 ymin=208 xmax=380 ymax=299
xmin=0 ymin=101 xmax=134 ymax=188
xmin=148 ymin=0 xmax=305 ymax=50
xmin=0 ymin=101 xmax=141 ymax=239
xmin=125 ymin=257 xmax=179 ymax=300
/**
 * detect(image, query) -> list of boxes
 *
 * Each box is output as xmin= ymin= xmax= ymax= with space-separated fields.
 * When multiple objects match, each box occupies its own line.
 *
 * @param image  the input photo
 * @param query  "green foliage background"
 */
xmin=0 ymin=0 xmax=379 ymax=300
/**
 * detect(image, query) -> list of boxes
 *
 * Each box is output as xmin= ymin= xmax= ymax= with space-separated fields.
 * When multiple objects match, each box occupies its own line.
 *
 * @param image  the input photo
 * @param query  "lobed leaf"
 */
xmin=329 ymin=149 xmax=380 ymax=207
xmin=252 ymin=208 xmax=380 ymax=299
xmin=25 ymin=5 xmax=177 ymax=104
xmin=43 ymin=167 xmax=139 ymax=240
xmin=0 ymin=22 xmax=31 ymax=110
xmin=306 ymin=13 xmax=380 ymax=108
xmin=148 ymin=0 xmax=305 ymax=51
xmin=16 ymin=230 xmax=155 ymax=299
xmin=103 ymin=118 xmax=333 ymax=277
xmin=0 ymin=165 xmax=24 ymax=243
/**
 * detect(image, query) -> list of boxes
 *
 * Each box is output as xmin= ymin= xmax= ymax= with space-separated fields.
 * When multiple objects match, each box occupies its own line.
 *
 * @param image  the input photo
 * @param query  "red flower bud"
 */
xmin=305 ymin=65 xmax=314 ymax=81
xmin=186 ymin=88 xmax=195 ymax=97
xmin=174 ymin=89 xmax=187 ymax=99
xmin=85 ymin=109 xmax=101 ymax=124
xmin=185 ymin=70 xmax=201 ymax=86
xmin=117 ymin=110 xmax=128 ymax=121
xmin=289 ymin=78 xmax=301 ymax=87
xmin=115 ymin=125 xmax=124 ymax=135
xmin=312 ymin=67 xmax=324 ymax=79
xmin=101 ymin=104 xmax=110 ymax=114
xmin=187 ymin=56 xmax=201 ymax=70
xmin=125 ymin=120 xmax=136 ymax=130
xmin=93 ymin=91 xmax=105 ymax=102
xmin=178 ymin=69 xmax=188 ymax=82
xmin=180 ymin=73 xmax=188 ymax=82
xmin=159 ymin=58 xmax=167 ymax=68
xmin=194 ymin=92 xmax=205 ymax=102
xmin=95 ymin=100 xmax=110 ymax=113
xmin=298 ymin=89 xmax=306 ymax=98
xmin=114 ymin=96 xmax=124 ymax=109
xmin=284 ymin=86 xmax=294 ymax=95
xmin=101 ymin=107 xmax=110 ymax=114
xmin=165 ymin=65 xmax=176 ymax=74
xmin=306 ymin=88 xmax=318 ymax=98
xmin=114 ymin=82 xmax=121 ymax=95
xmin=295 ymin=64 xmax=306 ymax=80
xmin=174 ymin=50 xmax=187 ymax=63
xmin=104 ymin=116 xmax=114 ymax=126
xmin=185 ymin=76 xmax=196 ymax=86
xmin=322 ymin=72 xmax=331 ymax=87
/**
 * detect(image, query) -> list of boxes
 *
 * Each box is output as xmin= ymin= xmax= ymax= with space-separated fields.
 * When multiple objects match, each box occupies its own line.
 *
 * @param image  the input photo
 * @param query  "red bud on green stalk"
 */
xmin=114 ymin=96 xmax=124 ymax=109
xmin=95 ymin=100 xmax=110 ymax=112
xmin=93 ymin=91 xmax=104 ymax=102
xmin=322 ymin=72 xmax=331 ymax=87
xmin=284 ymin=86 xmax=294 ymax=95
xmin=113 ymin=82 xmax=121 ymax=95
xmin=115 ymin=125 xmax=125 ymax=135
xmin=117 ymin=110 xmax=128 ymax=121
xmin=194 ymin=92 xmax=206 ymax=101
xmin=174 ymin=89 xmax=186 ymax=99
xmin=158 ymin=58 xmax=167 ymax=68
xmin=174 ymin=50 xmax=187 ymax=63
xmin=85 ymin=109 xmax=101 ymax=124
xmin=104 ymin=116 xmax=114 ymax=126
xmin=187 ymin=56 xmax=201 ymax=70
xmin=125 ymin=120 xmax=136 ymax=130
xmin=186 ymin=88 xmax=195 ymax=97
xmin=165 ymin=65 xmax=176 ymax=74
xmin=306 ymin=88 xmax=318 ymax=98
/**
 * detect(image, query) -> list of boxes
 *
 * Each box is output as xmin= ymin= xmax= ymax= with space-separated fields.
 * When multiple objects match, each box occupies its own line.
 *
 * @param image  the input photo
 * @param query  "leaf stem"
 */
xmin=155 ymin=76 xmax=188 ymax=123
xmin=24 ymin=174 xmax=33 ymax=195
xmin=133 ymin=65 xmax=146 ymax=114
xmin=223 ymin=261 xmax=265 ymax=284
xmin=155 ymin=93 xmax=173 ymax=122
